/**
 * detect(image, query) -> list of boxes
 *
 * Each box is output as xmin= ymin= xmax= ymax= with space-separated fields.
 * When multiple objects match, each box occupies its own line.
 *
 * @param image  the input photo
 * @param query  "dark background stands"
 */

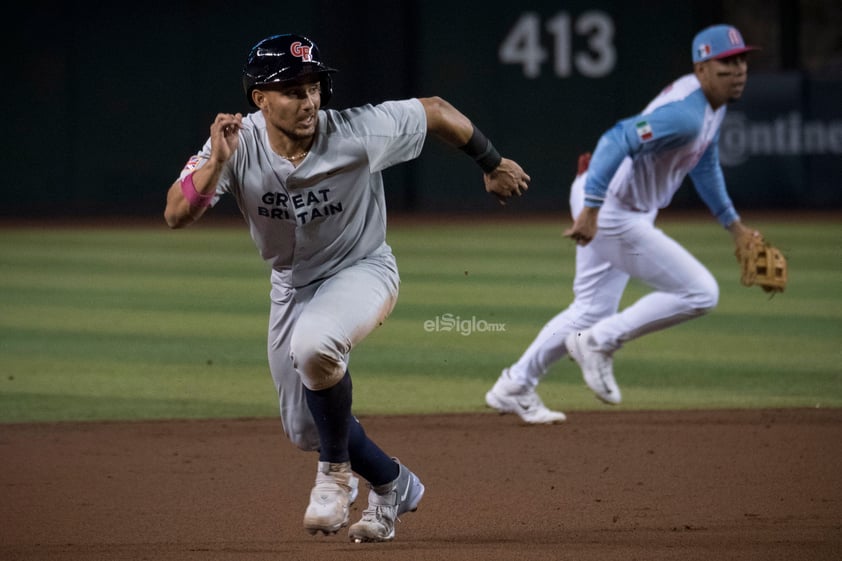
xmin=6 ymin=0 xmax=841 ymax=219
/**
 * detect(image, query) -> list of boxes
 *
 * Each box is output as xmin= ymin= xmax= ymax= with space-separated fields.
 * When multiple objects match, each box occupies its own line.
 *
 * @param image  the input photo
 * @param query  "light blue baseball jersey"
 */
xmin=181 ymin=99 xmax=427 ymax=287
xmin=583 ymin=73 xmax=739 ymax=227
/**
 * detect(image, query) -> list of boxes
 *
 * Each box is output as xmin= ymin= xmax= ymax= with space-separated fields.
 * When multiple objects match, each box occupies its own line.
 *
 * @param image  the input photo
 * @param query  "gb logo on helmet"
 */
xmin=290 ymin=42 xmax=312 ymax=62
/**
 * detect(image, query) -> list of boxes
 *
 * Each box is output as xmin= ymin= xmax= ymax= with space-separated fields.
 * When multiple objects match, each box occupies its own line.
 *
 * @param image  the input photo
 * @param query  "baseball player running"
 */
xmin=165 ymin=34 xmax=529 ymax=542
xmin=486 ymin=24 xmax=762 ymax=423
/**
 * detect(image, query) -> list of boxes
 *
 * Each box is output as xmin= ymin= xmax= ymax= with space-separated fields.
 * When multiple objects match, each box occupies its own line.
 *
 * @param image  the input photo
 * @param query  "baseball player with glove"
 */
xmin=165 ymin=34 xmax=529 ymax=542
xmin=486 ymin=24 xmax=785 ymax=423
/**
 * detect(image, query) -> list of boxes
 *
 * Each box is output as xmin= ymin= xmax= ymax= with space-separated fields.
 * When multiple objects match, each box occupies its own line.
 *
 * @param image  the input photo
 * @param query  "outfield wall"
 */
xmin=5 ymin=0 xmax=840 ymax=217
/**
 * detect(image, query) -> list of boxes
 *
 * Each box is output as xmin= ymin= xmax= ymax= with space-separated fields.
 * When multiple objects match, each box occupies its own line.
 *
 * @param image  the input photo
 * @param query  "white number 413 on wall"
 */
xmin=499 ymin=11 xmax=617 ymax=79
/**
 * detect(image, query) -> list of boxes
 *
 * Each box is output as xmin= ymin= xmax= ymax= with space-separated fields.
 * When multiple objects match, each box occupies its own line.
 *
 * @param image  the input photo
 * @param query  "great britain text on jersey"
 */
xmin=258 ymin=187 xmax=344 ymax=224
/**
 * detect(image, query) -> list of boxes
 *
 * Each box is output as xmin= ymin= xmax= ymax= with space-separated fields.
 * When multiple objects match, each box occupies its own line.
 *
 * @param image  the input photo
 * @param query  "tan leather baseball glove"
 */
xmin=734 ymin=232 xmax=788 ymax=293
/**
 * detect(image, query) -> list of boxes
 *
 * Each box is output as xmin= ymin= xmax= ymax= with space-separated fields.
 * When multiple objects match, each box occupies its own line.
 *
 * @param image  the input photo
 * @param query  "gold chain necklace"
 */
xmin=281 ymin=151 xmax=309 ymax=162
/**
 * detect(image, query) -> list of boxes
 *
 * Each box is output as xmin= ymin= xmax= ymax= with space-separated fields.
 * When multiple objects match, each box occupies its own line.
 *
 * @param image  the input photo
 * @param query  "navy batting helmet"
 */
xmin=242 ymin=34 xmax=337 ymax=108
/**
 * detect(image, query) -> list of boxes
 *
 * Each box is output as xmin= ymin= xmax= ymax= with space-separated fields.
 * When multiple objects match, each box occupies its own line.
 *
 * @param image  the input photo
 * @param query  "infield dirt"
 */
xmin=2 ymin=408 xmax=840 ymax=561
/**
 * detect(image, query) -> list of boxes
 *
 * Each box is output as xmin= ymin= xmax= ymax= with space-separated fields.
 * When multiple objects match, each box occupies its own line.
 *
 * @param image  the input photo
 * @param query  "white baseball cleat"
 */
xmin=485 ymin=369 xmax=566 ymax=424
xmin=348 ymin=461 xmax=425 ymax=543
xmin=565 ymin=329 xmax=621 ymax=404
xmin=303 ymin=461 xmax=356 ymax=536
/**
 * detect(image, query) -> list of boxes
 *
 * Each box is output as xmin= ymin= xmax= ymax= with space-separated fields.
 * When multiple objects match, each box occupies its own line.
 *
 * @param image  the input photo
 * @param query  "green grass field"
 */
xmin=1 ymin=215 xmax=840 ymax=422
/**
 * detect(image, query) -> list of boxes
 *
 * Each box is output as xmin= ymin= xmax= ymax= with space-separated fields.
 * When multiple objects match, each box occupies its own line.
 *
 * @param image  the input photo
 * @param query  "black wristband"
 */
xmin=459 ymin=125 xmax=502 ymax=174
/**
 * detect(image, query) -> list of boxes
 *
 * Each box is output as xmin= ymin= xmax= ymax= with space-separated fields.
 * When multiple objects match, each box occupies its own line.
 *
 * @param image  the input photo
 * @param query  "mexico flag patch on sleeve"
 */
xmin=635 ymin=121 xmax=654 ymax=142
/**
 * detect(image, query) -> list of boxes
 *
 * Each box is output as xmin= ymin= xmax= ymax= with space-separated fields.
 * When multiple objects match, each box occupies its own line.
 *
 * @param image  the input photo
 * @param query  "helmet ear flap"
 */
xmin=320 ymin=74 xmax=333 ymax=107
xmin=243 ymin=76 xmax=258 ymax=108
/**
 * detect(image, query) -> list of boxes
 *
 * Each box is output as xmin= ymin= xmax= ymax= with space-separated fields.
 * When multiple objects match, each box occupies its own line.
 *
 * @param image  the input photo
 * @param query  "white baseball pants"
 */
xmin=508 ymin=173 xmax=719 ymax=388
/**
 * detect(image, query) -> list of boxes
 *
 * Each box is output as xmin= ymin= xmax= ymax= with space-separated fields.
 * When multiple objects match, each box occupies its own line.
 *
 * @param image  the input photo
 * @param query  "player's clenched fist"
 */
xmin=484 ymin=158 xmax=530 ymax=205
xmin=564 ymin=206 xmax=599 ymax=246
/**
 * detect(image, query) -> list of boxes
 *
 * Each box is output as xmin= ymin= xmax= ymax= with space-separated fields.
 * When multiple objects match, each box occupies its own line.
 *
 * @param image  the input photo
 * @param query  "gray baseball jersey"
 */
xmin=180 ymin=98 xmax=427 ymax=287
xmin=179 ymin=98 xmax=428 ymax=449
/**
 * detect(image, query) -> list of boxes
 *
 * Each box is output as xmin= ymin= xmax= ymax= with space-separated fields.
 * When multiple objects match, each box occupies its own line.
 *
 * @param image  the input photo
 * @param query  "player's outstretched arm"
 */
xmin=419 ymin=97 xmax=530 ymax=205
xmin=164 ymin=113 xmax=242 ymax=229
xmin=164 ymin=162 xmax=220 ymax=229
